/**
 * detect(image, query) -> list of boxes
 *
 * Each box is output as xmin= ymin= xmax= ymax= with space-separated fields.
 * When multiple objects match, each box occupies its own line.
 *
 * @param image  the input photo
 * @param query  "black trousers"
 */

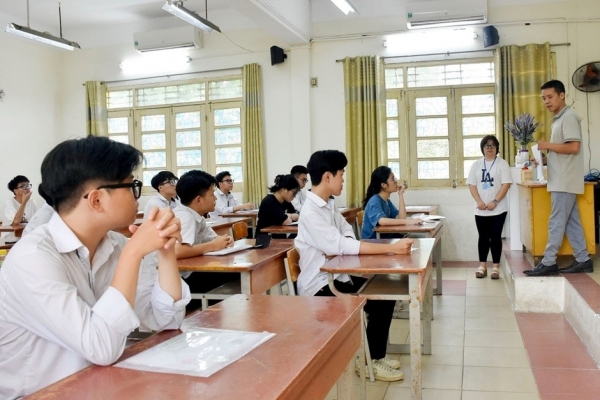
xmin=475 ymin=212 xmax=507 ymax=264
xmin=315 ymin=277 xmax=395 ymax=360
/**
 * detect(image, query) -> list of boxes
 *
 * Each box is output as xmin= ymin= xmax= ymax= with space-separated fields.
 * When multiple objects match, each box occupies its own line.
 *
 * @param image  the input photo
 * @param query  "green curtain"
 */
xmin=495 ymin=43 xmax=556 ymax=162
xmin=85 ymin=81 xmax=108 ymax=136
xmin=241 ymin=63 xmax=267 ymax=205
xmin=343 ymin=56 xmax=387 ymax=208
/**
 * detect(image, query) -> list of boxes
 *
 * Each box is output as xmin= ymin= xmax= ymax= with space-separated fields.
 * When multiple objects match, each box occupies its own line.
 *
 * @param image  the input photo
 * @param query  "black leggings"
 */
xmin=315 ymin=277 xmax=395 ymax=360
xmin=475 ymin=212 xmax=507 ymax=264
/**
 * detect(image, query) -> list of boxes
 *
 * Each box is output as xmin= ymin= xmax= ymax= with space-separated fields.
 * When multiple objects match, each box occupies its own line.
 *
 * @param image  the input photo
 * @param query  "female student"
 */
xmin=256 ymin=174 xmax=299 ymax=235
xmin=5 ymin=175 xmax=38 ymax=226
xmin=361 ymin=166 xmax=422 ymax=239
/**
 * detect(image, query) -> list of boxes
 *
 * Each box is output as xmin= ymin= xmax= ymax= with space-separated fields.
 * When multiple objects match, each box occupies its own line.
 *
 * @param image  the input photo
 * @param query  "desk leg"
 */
xmin=433 ymin=238 xmax=442 ymax=295
xmin=422 ymin=271 xmax=433 ymax=356
xmin=376 ymin=232 xmax=381 ymax=239
xmin=240 ymin=271 xmax=251 ymax=294
xmin=409 ymin=274 xmax=422 ymax=400
xmin=337 ymin=356 xmax=355 ymax=400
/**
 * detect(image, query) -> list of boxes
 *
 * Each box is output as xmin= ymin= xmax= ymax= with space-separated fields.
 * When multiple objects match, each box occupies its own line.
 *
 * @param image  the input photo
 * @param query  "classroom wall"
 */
xmin=1 ymin=1 xmax=599 ymax=260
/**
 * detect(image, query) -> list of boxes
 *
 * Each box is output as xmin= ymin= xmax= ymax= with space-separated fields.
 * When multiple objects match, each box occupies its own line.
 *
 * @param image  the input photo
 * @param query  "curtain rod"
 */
xmin=82 ymin=66 xmax=242 ymax=86
xmin=335 ymin=42 xmax=570 ymax=62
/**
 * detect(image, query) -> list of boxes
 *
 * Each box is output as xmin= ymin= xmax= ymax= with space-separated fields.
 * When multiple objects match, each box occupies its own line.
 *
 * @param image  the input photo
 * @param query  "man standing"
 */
xmin=525 ymin=80 xmax=592 ymax=276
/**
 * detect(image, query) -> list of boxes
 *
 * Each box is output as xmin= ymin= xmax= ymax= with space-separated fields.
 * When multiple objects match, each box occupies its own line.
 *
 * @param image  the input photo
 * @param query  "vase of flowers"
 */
xmin=504 ymin=113 xmax=539 ymax=166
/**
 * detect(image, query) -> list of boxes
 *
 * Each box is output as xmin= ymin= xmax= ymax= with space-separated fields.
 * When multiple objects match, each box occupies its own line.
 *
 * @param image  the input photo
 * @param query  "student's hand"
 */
xmin=486 ymin=201 xmax=497 ymax=211
xmin=390 ymin=239 xmax=414 ymax=254
xmin=397 ymin=185 xmax=406 ymax=195
xmin=211 ymin=235 xmax=232 ymax=251
xmin=246 ymin=202 xmax=254 ymax=210
xmin=129 ymin=207 xmax=182 ymax=255
xmin=410 ymin=218 xmax=424 ymax=225
xmin=22 ymin=191 xmax=32 ymax=203
xmin=476 ymin=200 xmax=487 ymax=210
xmin=537 ymin=140 xmax=549 ymax=151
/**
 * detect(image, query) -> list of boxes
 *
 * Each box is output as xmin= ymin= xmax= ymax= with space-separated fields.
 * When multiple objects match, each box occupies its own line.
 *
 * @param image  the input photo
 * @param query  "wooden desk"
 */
xmin=340 ymin=207 xmax=361 ymax=237
xmin=178 ymin=239 xmax=293 ymax=296
xmin=321 ymin=238 xmax=435 ymax=400
xmin=0 ymin=224 xmax=26 ymax=238
xmin=206 ymin=216 xmax=251 ymax=236
xmin=373 ymin=220 xmax=444 ymax=295
xmin=136 ymin=211 xmax=144 ymax=219
xmin=518 ymin=182 xmax=596 ymax=257
xmin=260 ymin=208 xmax=361 ymax=237
xmin=219 ymin=210 xmax=258 ymax=236
xmin=113 ymin=218 xmax=144 ymax=238
xmin=0 ymin=237 xmax=18 ymax=250
xmin=27 ymin=294 xmax=366 ymax=400
xmin=406 ymin=205 xmax=439 ymax=215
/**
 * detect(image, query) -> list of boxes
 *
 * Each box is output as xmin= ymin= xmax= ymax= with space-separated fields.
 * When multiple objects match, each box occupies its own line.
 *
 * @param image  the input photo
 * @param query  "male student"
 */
xmin=294 ymin=149 xmax=413 ymax=382
xmin=208 ymin=171 xmax=253 ymax=219
xmin=290 ymin=165 xmax=309 ymax=212
xmin=22 ymin=184 xmax=55 ymax=236
xmin=173 ymin=170 xmax=237 ymax=310
xmin=0 ymin=136 xmax=190 ymax=399
xmin=143 ymin=170 xmax=180 ymax=218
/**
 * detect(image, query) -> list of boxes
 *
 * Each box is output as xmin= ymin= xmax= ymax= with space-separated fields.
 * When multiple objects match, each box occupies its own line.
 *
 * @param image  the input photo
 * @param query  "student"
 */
xmin=172 ymin=170 xmax=237 ymax=310
xmin=255 ymin=174 xmax=299 ymax=235
xmin=4 ymin=175 xmax=38 ymax=226
xmin=0 ymin=136 xmax=190 ymax=399
xmin=361 ymin=166 xmax=423 ymax=239
xmin=143 ymin=170 xmax=180 ymax=218
xmin=295 ymin=150 xmax=413 ymax=382
xmin=208 ymin=171 xmax=253 ymax=219
xmin=290 ymin=165 xmax=309 ymax=212
xmin=22 ymin=184 xmax=56 ymax=236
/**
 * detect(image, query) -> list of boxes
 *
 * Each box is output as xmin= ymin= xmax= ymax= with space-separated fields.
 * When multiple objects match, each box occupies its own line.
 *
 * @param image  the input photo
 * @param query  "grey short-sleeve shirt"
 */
xmin=547 ymin=106 xmax=584 ymax=194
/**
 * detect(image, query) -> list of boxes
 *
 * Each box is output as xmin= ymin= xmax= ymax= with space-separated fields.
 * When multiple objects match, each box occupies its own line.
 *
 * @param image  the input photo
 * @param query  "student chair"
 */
xmin=231 ymin=221 xmax=248 ymax=240
xmin=356 ymin=210 xmax=364 ymax=239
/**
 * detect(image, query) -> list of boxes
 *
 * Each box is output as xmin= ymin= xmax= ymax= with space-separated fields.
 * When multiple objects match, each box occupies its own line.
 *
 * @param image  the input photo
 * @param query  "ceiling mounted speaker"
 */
xmin=270 ymin=46 xmax=287 ymax=65
xmin=483 ymin=25 xmax=499 ymax=48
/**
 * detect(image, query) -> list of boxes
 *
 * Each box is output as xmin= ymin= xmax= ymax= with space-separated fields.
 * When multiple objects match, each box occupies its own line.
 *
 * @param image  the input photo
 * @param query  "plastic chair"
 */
xmin=232 ymin=221 xmax=248 ymax=240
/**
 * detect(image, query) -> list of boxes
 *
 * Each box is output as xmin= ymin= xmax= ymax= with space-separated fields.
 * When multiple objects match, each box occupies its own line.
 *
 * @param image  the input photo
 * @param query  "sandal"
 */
xmin=491 ymin=266 xmax=500 ymax=280
xmin=475 ymin=266 xmax=487 ymax=278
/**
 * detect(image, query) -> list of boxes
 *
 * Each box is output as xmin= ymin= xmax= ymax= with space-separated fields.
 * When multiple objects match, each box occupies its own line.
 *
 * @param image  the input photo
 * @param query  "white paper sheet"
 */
xmin=531 ymin=144 xmax=545 ymax=182
xmin=116 ymin=328 xmax=275 ymax=377
xmin=204 ymin=243 xmax=253 ymax=256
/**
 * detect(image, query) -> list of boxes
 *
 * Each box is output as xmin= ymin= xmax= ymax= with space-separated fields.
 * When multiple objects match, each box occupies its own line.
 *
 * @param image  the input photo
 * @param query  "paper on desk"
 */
xmin=531 ymin=144 xmax=545 ymax=182
xmin=204 ymin=243 xmax=253 ymax=256
xmin=116 ymin=328 xmax=275 ymax=377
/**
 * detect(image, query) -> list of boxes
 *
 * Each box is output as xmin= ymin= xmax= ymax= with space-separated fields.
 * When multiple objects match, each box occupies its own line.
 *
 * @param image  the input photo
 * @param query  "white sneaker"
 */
xmin=355 ymin=359 xmax=404 ymax=382
xmin=378 ymin=357 xmax=401 ymax=369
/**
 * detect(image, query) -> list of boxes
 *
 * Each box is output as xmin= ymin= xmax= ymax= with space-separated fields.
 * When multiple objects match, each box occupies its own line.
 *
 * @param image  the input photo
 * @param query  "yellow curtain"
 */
xmin=343 ymin=56 xmax=386 ymax=208
xmin=494 ymin=43 xmax=556 ymax=162
xmin=85 ymin=81 xmax=108 ymax=136
xmin=241 ymin=63 xmax=267 ymax=205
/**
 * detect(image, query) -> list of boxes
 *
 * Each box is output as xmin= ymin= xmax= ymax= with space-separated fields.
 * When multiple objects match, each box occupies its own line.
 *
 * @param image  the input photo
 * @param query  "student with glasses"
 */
xmin=143 ymin=171 xmax=181 ymax=219
xmin=256 ymin=174 xmax=299 ymax=238
xmin=361 ymin=166 xmax=423 ymax=240
xmin=5 ymin=175 xmax=38 ymax=226
xmin=467 ymin=135 xmax=512 ymax=279
xmin=290 ymin=165 xmax=309 ymax=212
xmin=208 ymin=171 xmax=253 ymax=219
xmin=0 ymin=136 xmax=190 ymax=398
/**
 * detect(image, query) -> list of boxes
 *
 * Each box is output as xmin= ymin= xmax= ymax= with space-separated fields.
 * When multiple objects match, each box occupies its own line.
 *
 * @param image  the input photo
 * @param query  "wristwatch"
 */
xmin=492 ymin=199 xmax=499 ymax=205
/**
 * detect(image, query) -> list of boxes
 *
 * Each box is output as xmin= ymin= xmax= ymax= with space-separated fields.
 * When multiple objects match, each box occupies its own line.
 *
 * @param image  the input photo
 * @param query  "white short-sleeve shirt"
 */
xmin=466 ymin=156 xmax=512 ymax=216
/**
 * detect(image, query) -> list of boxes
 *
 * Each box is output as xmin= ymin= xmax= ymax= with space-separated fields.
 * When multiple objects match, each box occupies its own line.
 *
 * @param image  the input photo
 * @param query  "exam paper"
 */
xmin=531 ymin=144 xmax=545 ymax=182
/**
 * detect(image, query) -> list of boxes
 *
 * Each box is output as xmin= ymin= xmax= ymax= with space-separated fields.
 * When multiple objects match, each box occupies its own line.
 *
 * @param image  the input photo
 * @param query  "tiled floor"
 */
xmin=324 ymin=259 xmax=600 ymax=400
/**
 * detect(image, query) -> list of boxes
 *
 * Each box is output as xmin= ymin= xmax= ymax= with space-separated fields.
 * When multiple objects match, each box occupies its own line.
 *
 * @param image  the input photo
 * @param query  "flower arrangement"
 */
xmin=504 ymin=113 xmax=539 ymax=148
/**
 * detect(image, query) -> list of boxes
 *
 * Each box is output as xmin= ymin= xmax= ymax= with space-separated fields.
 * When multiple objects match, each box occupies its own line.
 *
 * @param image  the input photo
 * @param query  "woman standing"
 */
xmin=5 ymin=175 xmax=38 ymax=226
xmin=361 ymin=166 xmax=423 ymax=240
xmin=256 ymin=174 xmax=300 ymax=236
xmin=467 ymin=135 xmax=512 ymax=279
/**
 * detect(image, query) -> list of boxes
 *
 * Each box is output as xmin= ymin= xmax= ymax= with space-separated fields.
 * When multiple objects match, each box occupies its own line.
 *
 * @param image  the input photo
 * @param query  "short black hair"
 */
xmin=215 ymin=171 xmax=231 ymax=183
xmin=541 ymin=80 xmax=566 ymax=94
xmin=268 ymin=174 xmax=300 ymax=193
xmin=176 ymin=170 xmax=217 ymax=206
xmin=38 ymin=184 xmax=53 ymax=206
xmin=41 ymin=136 xmax=142 ymax=213
xmin=306 ymin=150 xmax=348 ymax=186
xmin=151 ymin=171 xmax=177 ymax=191
xmin=8 ymin=175 xmax=29 ymax=193
xmin=480 ymin=135 xmax=500 ymax=156
xmin=290 ymin=165 xmax=308 ymax=176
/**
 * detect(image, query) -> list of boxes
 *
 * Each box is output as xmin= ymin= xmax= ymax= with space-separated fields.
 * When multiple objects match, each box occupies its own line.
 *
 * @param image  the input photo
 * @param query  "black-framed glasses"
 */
xmin=161 ymin=179 xmax=178 ymax=186
xmin=222 ymin=179 xmax=234 ymax=184
xmin=83 ymin=179 xmax=143 ymax=199
xmin=299 ymin=178 xmax=309 ymax=184
xmin=17 ymin=183 xmax=32 ymax=190
xmin=484 ymin=144 xmax=497 ymax=149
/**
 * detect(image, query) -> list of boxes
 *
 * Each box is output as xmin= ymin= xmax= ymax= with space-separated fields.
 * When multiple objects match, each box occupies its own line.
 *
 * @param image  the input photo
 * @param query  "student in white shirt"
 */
xmin=4 ymin=175 xmax=38 ymax=225
xmin=0 ymin=136 xmax=190 ymax=399
xmin=22 ymin=184 xmax=56 ymax=236
xmin=143 ymin=171 xmax=180 ymax=218
xmin=290 ymin=165 xmax=309 ymax=212
xmin=295 ymin=150 xmax=413 ymax=382
xmin=208 ymin=171 xmax=253 ymax=219
xmin=173 ymin=170 xmax=236 ymax=310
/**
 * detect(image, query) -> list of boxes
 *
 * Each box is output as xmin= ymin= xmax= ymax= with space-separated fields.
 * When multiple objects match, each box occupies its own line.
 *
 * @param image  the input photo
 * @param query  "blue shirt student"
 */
xmin=361 ymin=194 xmax=399 ymax=239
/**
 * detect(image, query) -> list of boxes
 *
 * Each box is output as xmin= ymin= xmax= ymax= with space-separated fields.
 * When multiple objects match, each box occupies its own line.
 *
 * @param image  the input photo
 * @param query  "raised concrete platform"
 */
xmin=500 ymin=241 xmax=600 ymax=366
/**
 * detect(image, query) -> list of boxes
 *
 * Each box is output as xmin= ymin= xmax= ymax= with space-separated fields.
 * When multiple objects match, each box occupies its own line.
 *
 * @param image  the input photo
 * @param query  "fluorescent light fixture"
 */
xmin=330 ymin=0 xmax=356 ymax=15
xmin=5 ymin=23 xmax=80 ymax=50
xmin=162 ymin=1 xmax=221 ymax=33
xmin=120 ymin=55 xmax=192 ymax=74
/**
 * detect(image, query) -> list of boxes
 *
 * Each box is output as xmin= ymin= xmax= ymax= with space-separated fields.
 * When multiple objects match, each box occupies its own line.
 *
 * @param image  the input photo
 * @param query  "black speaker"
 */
xmin=483 ymin=26 xmax=499 ymax=48
xmin=270 ymin=46 xmax=287 ymax=65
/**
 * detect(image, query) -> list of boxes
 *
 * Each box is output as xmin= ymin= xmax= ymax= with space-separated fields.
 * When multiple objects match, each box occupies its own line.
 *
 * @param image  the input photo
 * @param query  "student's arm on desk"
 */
xmin=378 ymin=217 xmax=423 ymax=226
xmin=175 ymin=235 xmax=232 ymax=259
xmin=359 ymin=239 xmax=414 ymax=255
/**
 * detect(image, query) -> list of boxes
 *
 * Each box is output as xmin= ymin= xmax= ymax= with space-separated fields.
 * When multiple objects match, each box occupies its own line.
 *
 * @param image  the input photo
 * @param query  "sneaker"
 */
xmin=355 ymin=359 xmax=404 ymax=382
xmin=523 ymin=262 xmax=558 ymax=276
xmin=378 ymin=357 xmax=401 ymax=369
xmin=560 ymin=259 xmax=594 ymax=273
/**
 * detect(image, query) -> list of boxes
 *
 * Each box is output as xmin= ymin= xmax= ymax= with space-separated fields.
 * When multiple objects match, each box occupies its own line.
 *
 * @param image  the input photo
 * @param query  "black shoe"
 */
xmin=560 ymin=259 xmax=594 ymax=274
xmin=524 ymin=262 xmax=558 ymax=276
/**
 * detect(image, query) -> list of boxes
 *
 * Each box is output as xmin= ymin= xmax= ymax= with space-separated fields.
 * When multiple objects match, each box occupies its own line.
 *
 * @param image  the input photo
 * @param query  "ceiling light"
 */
xmin=5 ymin=1 xmax=80 ymax=51
xmin=162 ymin=0 xmax=221 ymax=33
xmin=331 ymin=0 xmax=356 ymax=15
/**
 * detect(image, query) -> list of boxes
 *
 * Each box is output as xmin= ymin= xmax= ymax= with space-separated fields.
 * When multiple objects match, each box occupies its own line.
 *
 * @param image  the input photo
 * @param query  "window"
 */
xmin=107 ymin=78 xmax=243 ymax=193
xmin=385 ymin=60 xmax=495 ymax=187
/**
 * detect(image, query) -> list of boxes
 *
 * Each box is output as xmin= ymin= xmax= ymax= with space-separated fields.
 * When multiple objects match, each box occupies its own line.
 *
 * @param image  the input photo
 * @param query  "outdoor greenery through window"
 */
xmin=106 ymin=78 xmax=243 ymax=193
xmin=384 ymin=60 xmax=495 ymax=188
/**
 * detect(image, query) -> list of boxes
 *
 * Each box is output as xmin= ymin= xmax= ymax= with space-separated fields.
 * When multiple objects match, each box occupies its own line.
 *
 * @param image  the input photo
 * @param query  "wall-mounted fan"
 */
xmin=572 ymin=62 xmax=600 ymax=92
